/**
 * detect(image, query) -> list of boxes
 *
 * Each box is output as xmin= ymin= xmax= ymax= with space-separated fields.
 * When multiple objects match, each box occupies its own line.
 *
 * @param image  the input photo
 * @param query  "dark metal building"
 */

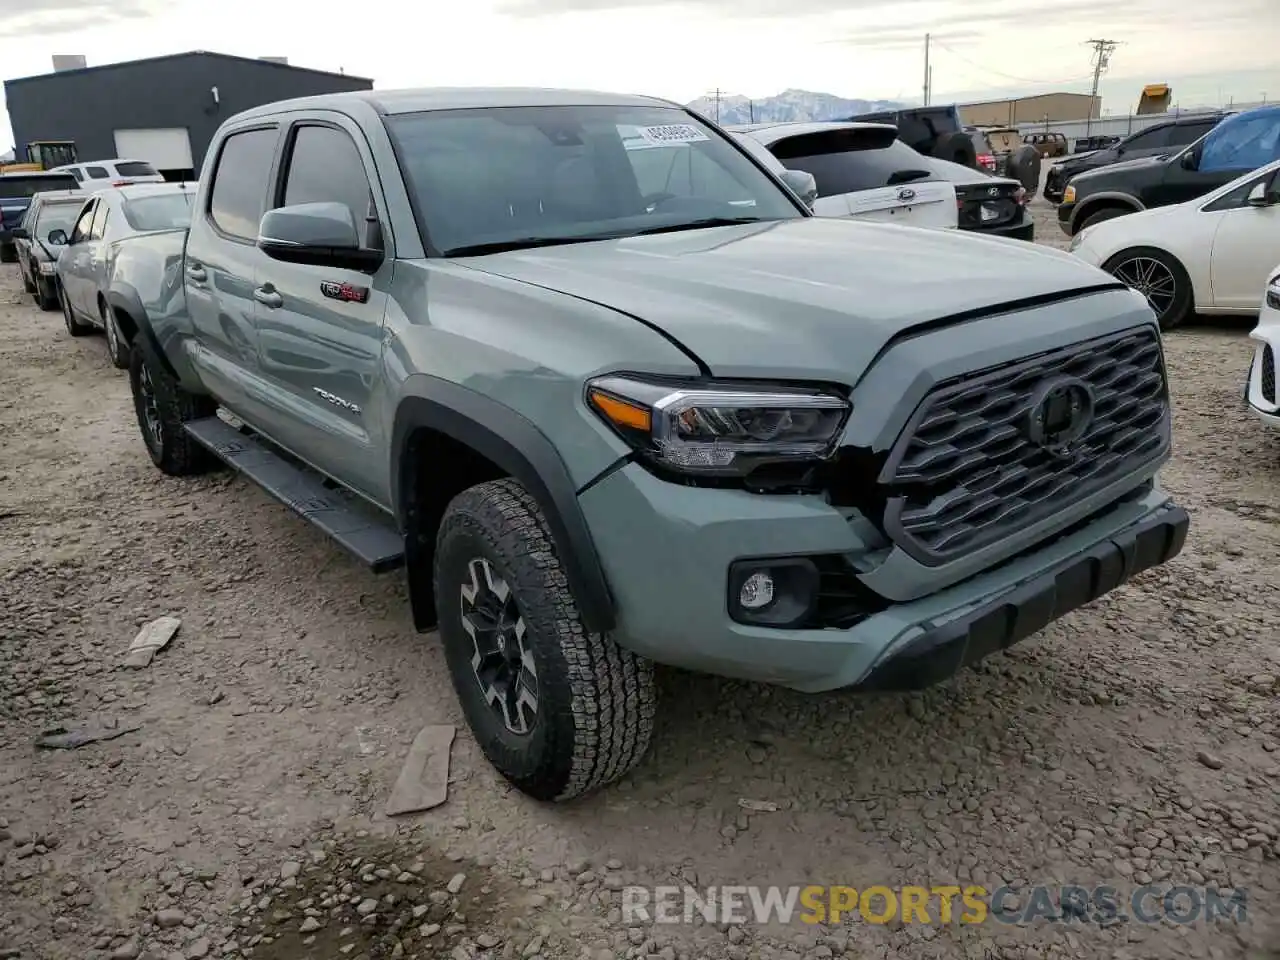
xmin=4 ymin=51 xmax=373 ymax=179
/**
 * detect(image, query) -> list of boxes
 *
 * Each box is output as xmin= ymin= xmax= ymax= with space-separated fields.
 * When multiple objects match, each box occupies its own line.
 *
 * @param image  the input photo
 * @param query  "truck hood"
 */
xmin=462 ymin=217 xmax=1121 ymax=381
xmin=1072 ymin=154 xmax=1168 ymax=185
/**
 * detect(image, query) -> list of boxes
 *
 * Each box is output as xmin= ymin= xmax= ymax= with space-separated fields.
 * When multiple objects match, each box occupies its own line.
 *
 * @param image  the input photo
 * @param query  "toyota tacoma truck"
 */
xmin=110 ymin=88 xmax=1189 ymax=803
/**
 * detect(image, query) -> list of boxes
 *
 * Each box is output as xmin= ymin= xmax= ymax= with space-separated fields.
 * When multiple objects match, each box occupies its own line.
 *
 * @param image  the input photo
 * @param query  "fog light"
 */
xmin=727 ymin=558 xmax=819 ymax=628
xmin=738 ymin=571 xmax=775 ymax=610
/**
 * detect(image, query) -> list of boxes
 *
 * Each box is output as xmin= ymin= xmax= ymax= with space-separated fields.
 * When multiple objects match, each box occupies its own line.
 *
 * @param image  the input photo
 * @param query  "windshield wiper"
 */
xmin=632 ymin=216 xmax=770 ymax=237
xmin=444 ymin=235 xmax=613 ymax=257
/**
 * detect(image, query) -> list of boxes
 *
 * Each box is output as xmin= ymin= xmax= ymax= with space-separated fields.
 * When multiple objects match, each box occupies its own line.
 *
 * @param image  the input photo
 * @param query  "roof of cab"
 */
xmin=228 ymin=87 xmax=681 ymax=123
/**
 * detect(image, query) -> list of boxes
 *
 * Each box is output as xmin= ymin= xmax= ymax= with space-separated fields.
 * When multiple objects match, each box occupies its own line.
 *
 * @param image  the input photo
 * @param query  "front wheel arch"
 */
xmin=392 ymin=385 xmax=617 ymax=637
xmin=1071 ymin=197 xmax=1142 ymax=234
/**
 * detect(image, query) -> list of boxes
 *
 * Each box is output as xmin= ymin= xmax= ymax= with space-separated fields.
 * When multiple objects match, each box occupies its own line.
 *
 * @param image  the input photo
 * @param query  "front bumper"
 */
xmin=579 ymin=463 xmax=1186 ymax=693
xmin=1245 ymin=308 xmax=1280 ymax=427
xmin=1057 ymin=202 xmax=1077 ymax=235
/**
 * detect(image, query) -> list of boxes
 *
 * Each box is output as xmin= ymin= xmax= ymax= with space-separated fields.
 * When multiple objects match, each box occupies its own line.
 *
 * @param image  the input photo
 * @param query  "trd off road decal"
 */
xmin=320 ymin=281 xmax=370 ymax=304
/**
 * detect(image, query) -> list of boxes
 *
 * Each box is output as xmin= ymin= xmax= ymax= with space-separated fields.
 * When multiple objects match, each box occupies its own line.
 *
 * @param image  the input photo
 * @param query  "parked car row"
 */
xmin=10 ymin=181 xmax=196 ymax=367
xmin=0 ymin=156 xmax=168 ymax=263
xmin=14 ymin=85 xmax=1280 ymax=804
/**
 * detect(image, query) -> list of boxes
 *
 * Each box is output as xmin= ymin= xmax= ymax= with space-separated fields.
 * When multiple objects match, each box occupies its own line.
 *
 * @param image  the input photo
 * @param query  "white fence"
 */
xmin=1010 ymin=101 xmax=1271 ymax=147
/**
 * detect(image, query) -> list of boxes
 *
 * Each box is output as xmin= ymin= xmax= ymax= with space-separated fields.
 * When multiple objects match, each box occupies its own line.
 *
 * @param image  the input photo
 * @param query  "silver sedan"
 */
xmin=53 ymin=181 xmax=196 ymax=369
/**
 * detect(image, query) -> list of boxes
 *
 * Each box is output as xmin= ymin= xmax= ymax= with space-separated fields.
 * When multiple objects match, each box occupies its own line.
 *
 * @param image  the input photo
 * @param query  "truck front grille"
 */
xmin=878 ymin=326 xmax=1169 ymax=566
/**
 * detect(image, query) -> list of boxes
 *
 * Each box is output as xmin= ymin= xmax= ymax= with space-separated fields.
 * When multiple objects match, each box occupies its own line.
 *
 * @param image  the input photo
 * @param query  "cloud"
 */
xmin=0 ymin=0 xmax=161 ymax=38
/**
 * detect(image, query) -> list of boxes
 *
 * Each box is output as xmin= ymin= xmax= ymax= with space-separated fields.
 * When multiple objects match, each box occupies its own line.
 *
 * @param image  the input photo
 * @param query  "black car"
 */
xmin=1045 ymin=114 xmax=1227 ymax=203
xmin=0 ymin=171 xmax=81 ymax=262
xmin=1056 ymin=105 xmax=1280 ymax=236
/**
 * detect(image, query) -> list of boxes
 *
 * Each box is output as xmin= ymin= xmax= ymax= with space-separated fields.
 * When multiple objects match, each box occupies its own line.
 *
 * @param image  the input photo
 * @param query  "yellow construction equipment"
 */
xmin=1137 ymin=84 xmax=1171 ymax=115
xmin=0 ymin=140 xmax=78 ymax=174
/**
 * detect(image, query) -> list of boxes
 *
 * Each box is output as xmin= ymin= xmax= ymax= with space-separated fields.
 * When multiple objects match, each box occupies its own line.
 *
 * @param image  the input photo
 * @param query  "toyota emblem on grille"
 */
xmin=897 ymin=188 xmax=916 ymax=202
xmin=1027 ymin=377 xmax=1095 ymax=454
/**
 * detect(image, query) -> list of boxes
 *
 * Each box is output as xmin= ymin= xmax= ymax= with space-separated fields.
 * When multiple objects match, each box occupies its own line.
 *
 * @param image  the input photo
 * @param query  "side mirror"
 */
xmin=779 ymin=169 xmax=818 ymax=210
xmin=1246 ymin=180 xmax=1279 ymax=207
xmin=48 ymin=229 xmax=68 ymax=245
xmin=257 ymin=202 xmax=382 ymax=271
xmin=1180 ymin=149 xmax=1199 ymax=171
xmin=10 ymin=227 xmax=28 ymax=240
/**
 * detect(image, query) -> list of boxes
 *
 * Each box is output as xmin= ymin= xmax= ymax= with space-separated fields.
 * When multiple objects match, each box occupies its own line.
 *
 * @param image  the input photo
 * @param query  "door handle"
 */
xmin=253 ymin=285 xmax=283 ymax=309
xmin=186 ymin=264 xmax=207 ymax=282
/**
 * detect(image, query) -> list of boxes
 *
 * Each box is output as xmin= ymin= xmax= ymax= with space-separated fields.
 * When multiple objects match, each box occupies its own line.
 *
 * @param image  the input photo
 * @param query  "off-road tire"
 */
xmin=434 ymin=478 xmax=656 ymax=802
xmin=59 ymin=283 xmax=93 ymax=337
xmin=128 ymin=336 xmax=218 ymax=475
xmin=932 ymin=131 xmax=978 ymax=169
xmin=103 ymin=301 xmax=130 ymax=369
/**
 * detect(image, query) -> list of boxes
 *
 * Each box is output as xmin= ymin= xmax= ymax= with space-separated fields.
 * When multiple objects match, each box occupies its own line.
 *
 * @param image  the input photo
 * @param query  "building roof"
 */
xmin=955 ymin=91 xmax=1096 ymax=108
xmin=229 ymin=86 xmax=677 ymax=121
xmin=4 ymin=50 xmax=371 ymax=86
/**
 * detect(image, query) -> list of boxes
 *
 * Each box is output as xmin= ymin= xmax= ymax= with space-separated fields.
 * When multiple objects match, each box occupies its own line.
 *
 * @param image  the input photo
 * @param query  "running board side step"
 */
xmin=183 ymin=417 xmax=405 ymax=573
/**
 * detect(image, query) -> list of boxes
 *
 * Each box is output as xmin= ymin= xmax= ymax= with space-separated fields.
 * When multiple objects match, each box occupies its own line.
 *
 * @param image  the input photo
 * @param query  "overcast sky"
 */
xmin=2 ymin=0 xmax=1279 ymax=148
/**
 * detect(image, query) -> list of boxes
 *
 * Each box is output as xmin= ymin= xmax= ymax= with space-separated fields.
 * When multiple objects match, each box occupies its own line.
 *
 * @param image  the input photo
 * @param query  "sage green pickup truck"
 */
xmin=107 ymin=87 xmax=1189 ymax=802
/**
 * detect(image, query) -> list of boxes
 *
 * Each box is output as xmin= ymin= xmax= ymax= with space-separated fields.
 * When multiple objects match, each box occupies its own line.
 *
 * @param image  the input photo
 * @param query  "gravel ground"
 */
xmin=2 ymin=201 xmax=1280 ymax=960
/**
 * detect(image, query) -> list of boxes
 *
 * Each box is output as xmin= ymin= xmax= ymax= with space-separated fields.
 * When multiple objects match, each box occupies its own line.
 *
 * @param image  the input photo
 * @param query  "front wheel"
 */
xmin=102 ymin=301 xmax=130 ymax=369
xmin=21 ymin=263 xmax=36 ymax=294
xmin=1102 ymin=247 xmax=1193 ymax=331
xmin=59 ymin=283 xmax=93 ymax=337
xmin=434 ymin=478 xmax=656 ymax=802
xmin=128 ymin=338 xmax=218 ymax=475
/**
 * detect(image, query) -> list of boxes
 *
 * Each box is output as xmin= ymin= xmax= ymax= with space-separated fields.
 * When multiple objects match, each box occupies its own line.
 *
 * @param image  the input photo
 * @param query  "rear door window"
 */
xmin=85 ymin=166 xmax=109 ymax=179
xmin=768 ymin=131 xmax=932 ymax=196
xmin=114 ymin=161 xmax=159 ymax=177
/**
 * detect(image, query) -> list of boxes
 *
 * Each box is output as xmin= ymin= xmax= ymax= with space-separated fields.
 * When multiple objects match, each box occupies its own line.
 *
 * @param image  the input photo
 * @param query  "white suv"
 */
xmin=50 ymin=158 xmax=166 ymax=187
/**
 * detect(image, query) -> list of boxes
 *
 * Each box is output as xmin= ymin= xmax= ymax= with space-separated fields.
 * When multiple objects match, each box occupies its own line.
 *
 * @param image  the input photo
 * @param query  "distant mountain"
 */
xmin=684 ymin=88 xmax=904 ymax=125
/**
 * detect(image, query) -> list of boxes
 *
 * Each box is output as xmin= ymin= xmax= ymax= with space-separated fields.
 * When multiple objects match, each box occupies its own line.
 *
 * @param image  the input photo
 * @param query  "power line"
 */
xmin=930 ymin=38 xmax=1094 ymax=87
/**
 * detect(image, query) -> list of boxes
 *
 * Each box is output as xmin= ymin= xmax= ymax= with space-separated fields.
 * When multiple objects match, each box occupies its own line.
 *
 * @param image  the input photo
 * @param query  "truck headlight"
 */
xmin=586 ymin=375 xmax=850 ymax=478
xmin=1062 ymin=184 xmax=1076 ymax=203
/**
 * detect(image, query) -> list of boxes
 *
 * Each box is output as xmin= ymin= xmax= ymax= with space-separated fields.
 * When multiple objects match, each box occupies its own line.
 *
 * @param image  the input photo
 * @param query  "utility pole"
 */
xmin=1084 ymin=38 xmax=1119 ymax=136
xmin=923 ymin=33 xmax=931 ymax=106
xmin=748 ymin=99 xmax=755 ymax=123
xmin=713 ymin=87 xmax=722 ymax=123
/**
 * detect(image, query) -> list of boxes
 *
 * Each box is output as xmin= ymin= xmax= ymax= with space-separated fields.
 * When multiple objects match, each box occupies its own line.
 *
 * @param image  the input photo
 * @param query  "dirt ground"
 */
xmin=2 ymin=203 xmax=1279 ymax=960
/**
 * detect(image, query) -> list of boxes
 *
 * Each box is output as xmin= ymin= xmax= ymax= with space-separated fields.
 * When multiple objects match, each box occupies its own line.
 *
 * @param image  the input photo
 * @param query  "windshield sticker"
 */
xmin=637 ymin=124 xmax=710 ymax=146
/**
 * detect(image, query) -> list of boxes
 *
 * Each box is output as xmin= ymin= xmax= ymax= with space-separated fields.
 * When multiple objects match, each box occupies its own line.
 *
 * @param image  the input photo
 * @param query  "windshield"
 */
xmin=385 ymin=104 xmax=803 ymax=255
xmin=767 ymin=134 xmax=934 ymax=195
xmin=122 ymin=192 xmax=194 ymax=231
xmin=116 ymin=161 xmax=159 ymax=177
xmin=0 ymin=175 xmax=79 ymax=198
xmin=36 ymin=201 xmax=82 ymax=239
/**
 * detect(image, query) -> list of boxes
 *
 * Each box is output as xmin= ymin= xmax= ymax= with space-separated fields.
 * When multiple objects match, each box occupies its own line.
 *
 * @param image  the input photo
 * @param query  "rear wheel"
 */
xmin=1102 ymin=247 xmax=1193 ymax=331
xmin=434 ymin=478 xmax=656 ymax=802
xmin=128 ymin=337 xmax=217 ymax=475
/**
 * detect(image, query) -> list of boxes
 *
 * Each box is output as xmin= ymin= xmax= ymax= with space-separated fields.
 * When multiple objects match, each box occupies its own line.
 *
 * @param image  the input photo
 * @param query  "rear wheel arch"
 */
xmin=106 ymin=285 xmax=180 ymax=381
xmin=391 ymin=384 xmax=616 ymax=636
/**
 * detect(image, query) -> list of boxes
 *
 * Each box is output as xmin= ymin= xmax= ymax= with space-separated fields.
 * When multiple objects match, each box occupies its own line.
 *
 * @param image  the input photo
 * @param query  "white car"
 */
xmin=1245 ymin=268 xmax=1280 ymax=428
xmin=1069 ymin=157 xmax=1280 ymax=329
xmin=729 ymin=122 xmax=960 ymax=230
xmin=50 ymin=158 xmax=167 ymax=187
